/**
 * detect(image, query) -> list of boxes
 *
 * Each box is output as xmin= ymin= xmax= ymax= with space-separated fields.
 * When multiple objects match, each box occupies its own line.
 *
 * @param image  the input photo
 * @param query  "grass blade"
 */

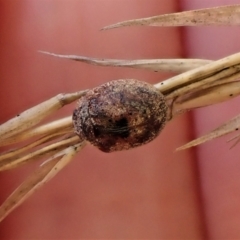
xmin=0 ymin=135 xmax=80 ymax=171
xmin=102 ymin=5 xmax=240 ymax=30
xmin=0 ymin=91 xmax=85 ymax=143
xmin=177 ymin=115 xmax=240 ymax=150
xmin=0 ymin=141 xmax=86 ymax=222
xmin=39 ymin=51 xmax=211 ymax=73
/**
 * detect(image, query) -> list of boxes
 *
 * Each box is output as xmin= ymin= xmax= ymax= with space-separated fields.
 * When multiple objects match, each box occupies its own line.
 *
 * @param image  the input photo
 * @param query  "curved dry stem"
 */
xmin=177 ymin=114 xmax=240 ymax=151
xmin=0 ymin=131 xmax=71 ymax=162
xmin=0 ymin=116 xmax=73 ymax=147
xmin=0 ymin=141 xmax=86 ymax=222
xmin=155 ymin=52 xmax=240 ymax=94
xmin=165 ymin=64 xmax=240 ymax=100
xmin=174 ymin=81 xmax=240 ymax=112
xmin=0 ymin=135 xmax=80 ymax=171
xmin=39 ymin=51 xmax=212 ymax=73
xmin=0 ymin=91 xmax=86 ymax=142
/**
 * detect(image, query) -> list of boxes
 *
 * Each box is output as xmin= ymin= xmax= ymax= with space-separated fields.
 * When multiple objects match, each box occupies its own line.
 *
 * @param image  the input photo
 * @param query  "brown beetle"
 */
xmin=72 ymin=79 xmax=168 ymax=152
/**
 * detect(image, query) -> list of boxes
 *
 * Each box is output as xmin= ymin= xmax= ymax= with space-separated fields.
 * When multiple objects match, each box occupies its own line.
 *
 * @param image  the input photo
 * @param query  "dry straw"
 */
xmin=1 ymin=4 xmax=240 ymax=221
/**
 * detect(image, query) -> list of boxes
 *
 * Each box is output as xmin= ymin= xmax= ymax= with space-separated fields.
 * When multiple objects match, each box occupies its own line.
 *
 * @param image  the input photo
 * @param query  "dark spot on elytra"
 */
xmin=93 ymin=126 xmax=101 ymax=137
xmin=114 ymin=118 xmax=129 ymax=138
xmin=93 ymin=118 xmax=129 ymax=139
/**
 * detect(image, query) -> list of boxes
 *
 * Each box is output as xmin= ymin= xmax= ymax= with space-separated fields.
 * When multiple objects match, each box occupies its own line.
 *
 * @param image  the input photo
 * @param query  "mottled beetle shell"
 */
xmin=72 ymin=79 xmax=168 ymax=152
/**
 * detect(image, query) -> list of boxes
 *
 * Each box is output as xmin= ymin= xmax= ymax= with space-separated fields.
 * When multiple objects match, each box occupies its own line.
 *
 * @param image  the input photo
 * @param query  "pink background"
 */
xmin=0 ymin=0 xmax=240 ymax=239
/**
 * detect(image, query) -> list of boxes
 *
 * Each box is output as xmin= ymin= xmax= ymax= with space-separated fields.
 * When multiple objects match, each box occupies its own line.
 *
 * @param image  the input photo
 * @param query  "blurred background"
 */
xmin=0 ymin=0 xmax=240 ymax=239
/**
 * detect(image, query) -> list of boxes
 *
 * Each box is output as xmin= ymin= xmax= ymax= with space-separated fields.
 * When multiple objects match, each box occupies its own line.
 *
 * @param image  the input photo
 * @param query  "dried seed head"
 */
xmin=72 ymin=79 xmax=168 ymax=152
